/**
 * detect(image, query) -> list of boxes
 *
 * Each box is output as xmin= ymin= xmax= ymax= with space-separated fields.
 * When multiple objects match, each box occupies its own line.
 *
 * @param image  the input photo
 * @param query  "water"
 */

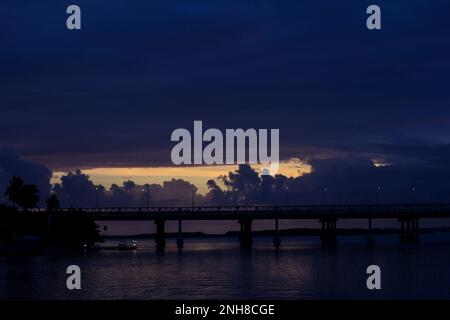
xmin=2 ymin=234 xmax=450 ymax=300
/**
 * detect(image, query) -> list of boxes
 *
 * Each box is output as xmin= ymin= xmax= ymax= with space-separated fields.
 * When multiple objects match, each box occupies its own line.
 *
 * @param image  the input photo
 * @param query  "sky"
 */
xmin=52 ymin=160 xmax=309 ymax=194
xmin=1 ymin=0 xmax=450 ymax=221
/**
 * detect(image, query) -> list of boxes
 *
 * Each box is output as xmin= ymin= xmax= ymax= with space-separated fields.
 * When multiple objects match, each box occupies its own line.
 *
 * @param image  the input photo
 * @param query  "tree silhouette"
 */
xmin=46 ymin=194 xmax=60 ymax=211
xmin=17 ymin=185 xmax=39 ymax=209
xmin=4 ymin=176 xmax=39 ymax=209
xmin=4 ymin=176 xmax=24 ymax=208
xmin=48 ymin=212 xmax=103 ymax=248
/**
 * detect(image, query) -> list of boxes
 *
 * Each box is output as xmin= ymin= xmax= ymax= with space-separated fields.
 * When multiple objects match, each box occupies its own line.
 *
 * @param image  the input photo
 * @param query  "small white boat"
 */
xmin=118 ymin=240 xmax=138 ymax=250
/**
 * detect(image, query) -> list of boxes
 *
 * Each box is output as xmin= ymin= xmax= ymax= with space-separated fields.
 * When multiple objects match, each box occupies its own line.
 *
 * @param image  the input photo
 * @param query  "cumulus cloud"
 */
xmin=2 ymin=148 xmax=449 ymax=208
xmin=53 ymin=171 xmax=202 ymax=208
xmin=217 ymin=160 xmax=450 ymax=205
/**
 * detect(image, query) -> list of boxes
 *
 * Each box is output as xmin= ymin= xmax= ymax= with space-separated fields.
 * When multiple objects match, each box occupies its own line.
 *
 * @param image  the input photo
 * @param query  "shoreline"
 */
xmin=103 ymin=226 xmax=450 ymax=239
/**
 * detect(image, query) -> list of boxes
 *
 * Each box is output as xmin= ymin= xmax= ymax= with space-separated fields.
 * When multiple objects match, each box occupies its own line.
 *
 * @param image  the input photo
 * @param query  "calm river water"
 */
xmin=1 ymin=234 xmax=450 ymax=299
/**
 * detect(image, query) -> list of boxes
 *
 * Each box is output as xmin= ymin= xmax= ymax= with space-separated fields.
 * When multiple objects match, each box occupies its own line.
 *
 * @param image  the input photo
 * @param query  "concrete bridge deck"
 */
xmin=32 ymin=203 xmax=450 ymax=249
xmin=34 ymin=203 xmax=450 ymax=220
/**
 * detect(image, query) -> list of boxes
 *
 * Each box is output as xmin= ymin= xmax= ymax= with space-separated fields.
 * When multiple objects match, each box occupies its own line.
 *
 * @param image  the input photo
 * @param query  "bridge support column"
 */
xmin=414 ymin=218 xmax=420 ymax=241
xmin=399 ymin=217 xmax=420 ymax=243
xmin=155 ymin=219 xmax=166 ymax=249
xmin=273 ymin=218 xmax=281 ymax=249
xmin=238 ymin=218 xmax=253 ymax=248
xmin=400 ymin=220 xmax=405 ymax=242
xmin=367 ymin=218 xmax=374 ymax=245
xmin=177 ymin=219 xmax=184 ymax=250
xmin=320 ymin=217 xmax=337 ymax=245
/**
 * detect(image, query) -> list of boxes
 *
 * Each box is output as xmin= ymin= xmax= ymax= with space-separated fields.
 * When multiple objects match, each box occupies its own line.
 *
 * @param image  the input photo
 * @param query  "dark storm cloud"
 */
xmin=288 ymin=157 xmax=450 ymax=204
xmin=0 ymin=147 xmax=52 ymax=204
xmin=0 ymin=1 xmax=450 ymax=169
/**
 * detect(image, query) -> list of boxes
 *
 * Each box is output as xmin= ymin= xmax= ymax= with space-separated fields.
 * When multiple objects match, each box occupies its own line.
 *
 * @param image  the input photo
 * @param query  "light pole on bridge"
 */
xmin=142 ymin=186 xmax=150 ymax=207
xmin=95 ymin=186 xmax=99 ymax=209
xmin=376 ymin=186 xmax=382 ymax=204
xmin=285 ymin=185 xmax=289 ymax=205
xmin=411 ymin=186 xmax=416 ymax=203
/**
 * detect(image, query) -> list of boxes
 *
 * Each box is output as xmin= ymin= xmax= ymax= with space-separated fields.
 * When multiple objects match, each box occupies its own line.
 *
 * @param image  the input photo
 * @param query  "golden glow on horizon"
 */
xmin=52 ymin=159 xmax=311 ymax=194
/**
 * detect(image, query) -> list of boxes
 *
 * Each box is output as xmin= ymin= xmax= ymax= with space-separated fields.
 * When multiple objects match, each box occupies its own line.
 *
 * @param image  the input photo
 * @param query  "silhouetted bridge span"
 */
xmin=39 ymin=203 xmax=450 ymax=248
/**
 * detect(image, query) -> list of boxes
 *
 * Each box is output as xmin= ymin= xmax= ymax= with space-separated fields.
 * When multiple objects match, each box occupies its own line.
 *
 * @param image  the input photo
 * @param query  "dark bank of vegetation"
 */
xmin=226 ymin=227 xmax=450 ymax=237
xmin=0 ymin=176 xmax=102 ymax=256
xmin=106 ymin=226 xmax=450 ymax=240
xmin=104 ymin=232 xmax=208 ymax=240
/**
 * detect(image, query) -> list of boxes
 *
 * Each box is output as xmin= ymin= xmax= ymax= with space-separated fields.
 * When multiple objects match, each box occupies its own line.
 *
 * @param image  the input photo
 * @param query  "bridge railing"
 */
xmin=27 ymin=203 xmax=450 ymax=216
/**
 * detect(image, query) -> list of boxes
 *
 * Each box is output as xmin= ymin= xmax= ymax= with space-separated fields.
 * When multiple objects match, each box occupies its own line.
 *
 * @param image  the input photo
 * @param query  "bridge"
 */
xmin=38 ymin=203 xmax=450 ymax=249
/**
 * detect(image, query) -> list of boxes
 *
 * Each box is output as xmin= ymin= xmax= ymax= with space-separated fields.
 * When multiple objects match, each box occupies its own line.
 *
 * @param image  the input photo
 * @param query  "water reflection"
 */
xmin=1 ymin=234 xmax=450 ymax=299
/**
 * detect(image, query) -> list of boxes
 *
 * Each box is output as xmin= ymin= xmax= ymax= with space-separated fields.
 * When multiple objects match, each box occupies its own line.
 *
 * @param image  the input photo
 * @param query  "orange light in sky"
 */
xmin=52 ymin=159 xmax=311 ymax=194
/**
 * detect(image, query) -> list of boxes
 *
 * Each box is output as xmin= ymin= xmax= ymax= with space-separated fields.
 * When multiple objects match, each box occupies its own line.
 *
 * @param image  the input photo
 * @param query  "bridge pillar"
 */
xmin=273 ymin=218 xmax=281 ymax=249
xmin=238 ymin=218 xmax=253 ymax=248
xmin=320 ymin=217 xmax=337 ymax=245
xmin=399 ymin=217 xmax=420 ymax=243
xmin=155 ymin=219 xmax=166 ymax=249
xmin=407 ymin=220 xmax=412 ymax=241
xmin=177 ymin=219 xmax=184 ymax=250
xmin=414 ymin=218 xmax=420 ymax=241
xmin=367 ymin=218 xmax=374 ymax=245
xmin=400 ymin=219 xmax=405 ymax=242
